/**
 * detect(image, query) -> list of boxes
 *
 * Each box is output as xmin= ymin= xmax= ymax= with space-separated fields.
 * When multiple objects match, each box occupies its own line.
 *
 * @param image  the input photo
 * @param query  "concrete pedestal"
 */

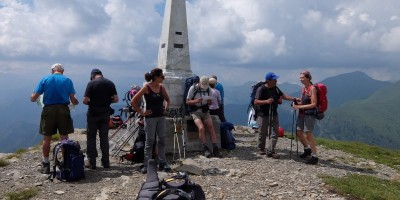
xmin=164 ymin=115 xmax=221 ymax=155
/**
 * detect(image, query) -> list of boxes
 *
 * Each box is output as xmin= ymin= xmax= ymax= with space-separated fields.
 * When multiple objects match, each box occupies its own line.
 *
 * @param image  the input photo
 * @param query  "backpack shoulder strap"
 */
xmin=192 ymin=85 xmax=200 ymax=100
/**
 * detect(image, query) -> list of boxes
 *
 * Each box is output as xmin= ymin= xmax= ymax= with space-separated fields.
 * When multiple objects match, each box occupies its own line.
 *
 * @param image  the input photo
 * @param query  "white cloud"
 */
xmin=302 ymin=10 xmax=322 ymax=29
xmin=379 ymin=26 xmax=400 ymax=52
xmin=1 ymin=0 xmax=400 ymax=85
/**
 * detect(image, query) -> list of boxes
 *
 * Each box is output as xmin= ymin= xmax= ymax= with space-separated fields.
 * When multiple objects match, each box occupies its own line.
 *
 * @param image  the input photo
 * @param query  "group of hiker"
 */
xmin=30 ymin=63 xmax=320 ymax=176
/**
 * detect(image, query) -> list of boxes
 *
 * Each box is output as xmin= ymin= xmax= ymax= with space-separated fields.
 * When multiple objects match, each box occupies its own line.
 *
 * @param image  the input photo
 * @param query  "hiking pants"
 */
xmin=87 ymin=113 xmax=110 ymax=162
xmin=143 ymin=116 xmax=167 ymax=166
xmin=257 ymin=114 xmax=279 ymax=153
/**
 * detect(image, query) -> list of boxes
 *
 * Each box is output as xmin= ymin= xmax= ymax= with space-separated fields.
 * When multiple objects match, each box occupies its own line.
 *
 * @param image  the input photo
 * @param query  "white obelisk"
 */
xmin=157 ymin=0 xmax=193 ymax=109
xmin=157 ymin=0 xmax=221 ymax=154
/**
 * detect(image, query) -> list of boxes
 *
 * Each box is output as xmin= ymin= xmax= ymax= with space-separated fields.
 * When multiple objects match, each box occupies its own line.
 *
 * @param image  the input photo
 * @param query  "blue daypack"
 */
xmin=51 ymin=139 xmax=85 ymax=182
xmin=220 ymin=122 xmax=236 ymax=150
xmin=183 ymin=75 xmax=200 ymax=115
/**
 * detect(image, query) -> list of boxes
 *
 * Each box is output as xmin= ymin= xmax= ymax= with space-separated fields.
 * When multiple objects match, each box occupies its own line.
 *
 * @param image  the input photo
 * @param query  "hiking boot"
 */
xmin=213 ymin=146 xmax=222 ymax=158
xmin=85 ymin=159 xmax=96 ymax=169
xmin=299 ymin=148 xmax=312 ymax=159
xmin=203 ymin=146 xmax=212 ymax=158
xmin=159 ymin=162 xmax=171 ymax=172
xmin=266 ymin=152 xmax=280 ymax=159
xmin=306 ymin=156 xmax=319 ymax=165
xmin=141 ymin=166 xmax=147 ymax=174
xmin=101 ymin=160 xmax=110 ymax=168
xmin=257 ymin=149 xmax=266 ymax=155
xmin=41 ymin=162 xmax=50 ymax=174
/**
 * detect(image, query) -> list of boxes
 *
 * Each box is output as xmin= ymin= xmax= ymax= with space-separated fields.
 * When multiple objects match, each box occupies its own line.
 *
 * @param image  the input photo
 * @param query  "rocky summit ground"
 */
xmin=1 ymin=126 xmax=399 ymax=200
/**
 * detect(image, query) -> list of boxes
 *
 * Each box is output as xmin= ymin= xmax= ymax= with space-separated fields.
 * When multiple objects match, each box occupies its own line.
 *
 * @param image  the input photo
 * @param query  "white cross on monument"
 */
xmin=157 ymin=0 xmax=193 ymax=109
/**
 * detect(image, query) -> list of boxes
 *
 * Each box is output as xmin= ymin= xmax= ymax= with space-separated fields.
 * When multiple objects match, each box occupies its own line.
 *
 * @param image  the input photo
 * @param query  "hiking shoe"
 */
xmin=299 ymin=148 xmax=312 ymax=159
xmin=141 ymin=166 xmax=147 ymax=174
xmin=85 ymin=159 xmax=96 ymax=169
xmin=203 ymin=146 xmax=212 ymax=158
xmin=257 ymin=149 xmax=266 ymax=155
xmin=266 ymin=152 xmax=280 ymax=159
xmin=213 ymin=146 xmax=222 ymax=158
xmin=159 ymin=162 xmax=172 ymax=172
xmin=306 ymin=156 xmax=319 ymax=165
xmin=41 ymin=162 xmax=50 ymax=174
xmin=101 ymin=160 xmax=110 ymax=168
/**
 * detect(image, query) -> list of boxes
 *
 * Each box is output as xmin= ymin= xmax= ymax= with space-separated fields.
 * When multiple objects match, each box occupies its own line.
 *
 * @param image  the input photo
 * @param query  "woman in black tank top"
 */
xmin=131 ymin=68 xmax=171 ymax=174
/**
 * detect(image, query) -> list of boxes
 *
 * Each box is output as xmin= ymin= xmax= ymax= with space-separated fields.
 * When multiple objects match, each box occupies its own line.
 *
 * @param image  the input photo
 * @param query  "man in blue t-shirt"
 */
xmin=30 ymin=63 xmax=79 ymax=174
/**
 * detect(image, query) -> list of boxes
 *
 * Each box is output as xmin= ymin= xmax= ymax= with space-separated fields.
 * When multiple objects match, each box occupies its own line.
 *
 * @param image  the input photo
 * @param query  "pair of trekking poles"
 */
xmin=170 ymin=108 xmax=186 ymax=161
xmin=266 ymin=99 xmax=298 ymax=159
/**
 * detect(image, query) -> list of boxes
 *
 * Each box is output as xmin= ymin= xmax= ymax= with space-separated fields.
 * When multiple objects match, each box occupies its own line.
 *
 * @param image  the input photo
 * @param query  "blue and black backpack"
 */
xmin=220 ymin=122 xmax=236 ymax=150
xmin=183 ymin=75 xmax=200 ymax=115
xmin=51 ymin=139 xmax=85 ymax=182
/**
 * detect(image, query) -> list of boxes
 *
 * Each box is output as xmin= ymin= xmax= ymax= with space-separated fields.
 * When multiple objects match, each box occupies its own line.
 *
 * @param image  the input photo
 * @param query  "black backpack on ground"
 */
xmin=120 ymin=125 xmax=146 ymax=164
xmin=136 ymin=159 xmax=206 ymax=200
xmin=50 ymin=139 xmax=85 ymax=182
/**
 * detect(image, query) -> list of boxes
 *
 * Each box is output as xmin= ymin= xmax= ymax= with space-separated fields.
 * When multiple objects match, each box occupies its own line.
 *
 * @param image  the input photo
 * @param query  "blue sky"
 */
xmin=1 ymin=0 xmax=400 ymax=94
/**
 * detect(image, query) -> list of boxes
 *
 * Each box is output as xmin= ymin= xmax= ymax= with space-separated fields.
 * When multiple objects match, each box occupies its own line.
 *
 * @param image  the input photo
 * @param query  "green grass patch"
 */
xmin=15 ymin=148 xmax=28 ymax=154
xmin=5 ymin=148 xmax=28 ymax=159
xmin=316 ymin=138 xmax=400 ymax=172
xmin=321 ymin=174 xmax=400 ymax=200
xmin=5 ymin=188 xmax=38 ymax=200
xmin=0 ymin=158 xmax=10 ymax=167
xmin=51 ymin=133 xmax=60 ymax=141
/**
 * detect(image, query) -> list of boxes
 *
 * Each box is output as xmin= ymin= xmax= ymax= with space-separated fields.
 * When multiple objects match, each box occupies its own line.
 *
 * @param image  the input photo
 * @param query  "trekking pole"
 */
xmin=295 ymin=109 xmax=299 ymax=157
xmin=290 ymin=108 xmax=295 ymax=159
xmin=267 ymin=101 xmax=274 ymax=140
xmin=112 ymin=124 xmax=140 ymax=157
xmin=109 ymin=111 xmax=136 ymax=140
xmin=179 ymin=107 xmax=186 ymax=158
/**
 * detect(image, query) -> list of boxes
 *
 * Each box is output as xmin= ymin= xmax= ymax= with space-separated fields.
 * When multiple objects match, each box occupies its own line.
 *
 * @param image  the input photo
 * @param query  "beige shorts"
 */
xmin=191 ymin=111 xmax=211 ymax=121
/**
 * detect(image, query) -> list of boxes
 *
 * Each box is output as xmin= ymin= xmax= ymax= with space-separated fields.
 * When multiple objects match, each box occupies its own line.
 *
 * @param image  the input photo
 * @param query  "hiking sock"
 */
xmin=43 ymin=157 xmax=49 ymax=163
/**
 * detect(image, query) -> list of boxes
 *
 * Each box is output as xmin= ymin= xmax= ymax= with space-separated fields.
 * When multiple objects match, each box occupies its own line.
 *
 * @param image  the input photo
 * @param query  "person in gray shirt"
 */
xmin=186 ymin=76 xmax=221 ymax=158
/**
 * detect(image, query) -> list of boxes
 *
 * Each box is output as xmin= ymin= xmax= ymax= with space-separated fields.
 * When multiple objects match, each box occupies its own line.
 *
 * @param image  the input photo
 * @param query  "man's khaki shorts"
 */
xmin=40 ymin=104 xmax=73 ymax=136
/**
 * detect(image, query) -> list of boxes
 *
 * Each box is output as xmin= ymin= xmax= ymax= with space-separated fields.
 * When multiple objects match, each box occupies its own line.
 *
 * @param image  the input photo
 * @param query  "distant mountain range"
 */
xmin=318 ymin=80 xmax=400 ymax=149
xmin=0 ymin=71 xmax=398 ymax=152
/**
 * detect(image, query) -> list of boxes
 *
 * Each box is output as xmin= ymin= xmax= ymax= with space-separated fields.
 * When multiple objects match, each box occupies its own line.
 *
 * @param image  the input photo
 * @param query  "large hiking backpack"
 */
xmin=183 ymin=75 xmax=200 ymax=115
xmin=120 ymin=125 xmax=146 ymax=164
xmin=250 ymin=81 xmax=265 ymax=107
xmin=51 ymin=139 xmax=85 ymax=182
xmin=247 ymin=81 xmax=264 ymax=126
xmin=220 ymin=122 xmax=236 ymax=150
xmin=136 ymin=159 xmax=206 ymax=200
xmin=315 ymin=83 xmax=328 ymax=114
xmin=303 ymin=83 xmax=328 ymax=120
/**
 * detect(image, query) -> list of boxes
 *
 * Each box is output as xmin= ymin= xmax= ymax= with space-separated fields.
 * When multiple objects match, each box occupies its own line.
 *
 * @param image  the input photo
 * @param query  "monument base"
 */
xmin=164 ymin=115 xmax=221 ymax=155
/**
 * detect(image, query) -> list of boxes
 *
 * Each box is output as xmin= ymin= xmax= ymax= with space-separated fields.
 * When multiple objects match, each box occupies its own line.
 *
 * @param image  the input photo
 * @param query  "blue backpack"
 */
xmin=220 ymin=122 xmax=236 ymax=150
xmin=51 ymin=139 xmax=85 ymax=182
xmin=183 ymin=75 xmax=200 ymax=115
